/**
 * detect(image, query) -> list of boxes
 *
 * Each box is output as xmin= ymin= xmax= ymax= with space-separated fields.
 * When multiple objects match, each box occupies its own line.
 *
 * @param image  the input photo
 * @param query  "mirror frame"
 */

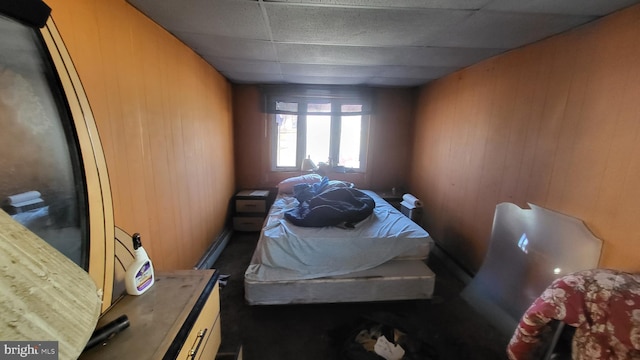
xmin=40 ymin=18 xmax=115 ymax=313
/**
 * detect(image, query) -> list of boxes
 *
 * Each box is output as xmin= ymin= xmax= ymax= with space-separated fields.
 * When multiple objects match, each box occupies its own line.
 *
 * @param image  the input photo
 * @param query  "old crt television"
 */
xmin=0 ymin=1 xmax=116 ymax=313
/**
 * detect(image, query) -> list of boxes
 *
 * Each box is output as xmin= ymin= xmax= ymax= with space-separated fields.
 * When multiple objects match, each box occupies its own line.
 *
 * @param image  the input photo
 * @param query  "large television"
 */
xmin=0 ymin=0 xmax=115 ymax=313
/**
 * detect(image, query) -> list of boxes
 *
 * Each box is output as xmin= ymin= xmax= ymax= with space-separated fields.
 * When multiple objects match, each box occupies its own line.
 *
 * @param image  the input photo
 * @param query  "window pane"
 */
xmin=307 ymin=103 xmax=331 ymax=113
xmin=339 ymin=115 xmax=361 ymax=168
xmin=306 ymin=115 xmax=331 ymax=165
xmin=0 ymin=15 xmax=88 ymax=268
xmin=341 ymin=104 xmax=362 ymax=113
xmin=275 ymin=113 xmax=297 ymax=167
xmin=276 ymin=101 xmax=297 ymax=112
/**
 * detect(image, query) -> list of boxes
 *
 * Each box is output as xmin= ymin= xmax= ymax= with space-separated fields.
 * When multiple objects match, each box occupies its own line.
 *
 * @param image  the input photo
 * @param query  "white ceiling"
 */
xmin=127 ymin=0 xmax=640 ymax=87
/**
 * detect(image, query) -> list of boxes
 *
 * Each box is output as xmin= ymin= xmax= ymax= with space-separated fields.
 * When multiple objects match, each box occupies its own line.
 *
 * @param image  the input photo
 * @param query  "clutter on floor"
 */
xmin=333 ymin=313 xmax=438 ymax=360
xmin=213 ymin=231 xmax=510 ymax=360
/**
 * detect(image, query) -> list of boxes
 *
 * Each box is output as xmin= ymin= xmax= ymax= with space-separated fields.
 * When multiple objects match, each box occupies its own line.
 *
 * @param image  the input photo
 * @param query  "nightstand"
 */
xmin=233 ymin=190 xmax=270 ymax=232
xmin=376 ymin=191 xmax=403 ymax=210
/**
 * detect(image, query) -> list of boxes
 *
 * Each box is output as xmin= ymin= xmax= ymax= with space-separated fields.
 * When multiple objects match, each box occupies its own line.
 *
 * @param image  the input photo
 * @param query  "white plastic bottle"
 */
xmin=125 ymin=233 xmax=155 ymax=295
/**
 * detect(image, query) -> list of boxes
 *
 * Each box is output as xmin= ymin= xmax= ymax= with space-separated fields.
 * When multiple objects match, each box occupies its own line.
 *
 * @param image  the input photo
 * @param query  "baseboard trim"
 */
xmin=194 ymin=227 xmax=233 ymax=270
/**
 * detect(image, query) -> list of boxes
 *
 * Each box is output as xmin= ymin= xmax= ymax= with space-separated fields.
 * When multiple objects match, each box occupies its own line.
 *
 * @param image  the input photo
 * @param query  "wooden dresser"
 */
xmin=80 ymin=270 xmax=221 ymax=360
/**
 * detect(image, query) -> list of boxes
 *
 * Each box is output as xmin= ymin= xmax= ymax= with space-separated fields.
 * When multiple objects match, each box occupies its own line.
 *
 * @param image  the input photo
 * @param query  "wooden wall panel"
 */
xmin=410 ymin=5 xmax=640 ymax=274
xmin=367 ymin=88 xmax=417 ymax=192
xmin=233 ymin=85 xmax=417 ymax=192
xmin=46 ymin=0 xmax=235 ymax=271
xmin=233 ymin=85 xmax=268 ymax=191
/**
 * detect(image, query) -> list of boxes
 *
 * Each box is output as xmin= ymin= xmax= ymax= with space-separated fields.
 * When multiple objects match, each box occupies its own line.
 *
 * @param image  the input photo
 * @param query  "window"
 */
xmin=268 ymin=90 xmax=370 ymax=172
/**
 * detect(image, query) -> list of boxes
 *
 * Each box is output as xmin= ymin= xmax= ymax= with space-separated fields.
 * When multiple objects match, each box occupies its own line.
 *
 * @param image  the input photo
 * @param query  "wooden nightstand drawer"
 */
xmin=234 ymin=190 xmax=270 ymax=214
xmin=233 ymin=216 xmax=265 ymax=232
xmin=235 ymin=199 xmax=266 ymax=213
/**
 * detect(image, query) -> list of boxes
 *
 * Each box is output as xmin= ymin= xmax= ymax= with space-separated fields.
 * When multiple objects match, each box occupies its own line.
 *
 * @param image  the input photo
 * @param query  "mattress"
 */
xmin=245 ymin=259 xmax=435 ymax=305
xmin=244 ymin=190 xmax=433 ymax=282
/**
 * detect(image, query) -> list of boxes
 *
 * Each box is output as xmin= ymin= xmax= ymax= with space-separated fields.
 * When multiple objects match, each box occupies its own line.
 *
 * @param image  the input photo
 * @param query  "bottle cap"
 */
xmin=132 ymin=233 xmax=142 ymax=250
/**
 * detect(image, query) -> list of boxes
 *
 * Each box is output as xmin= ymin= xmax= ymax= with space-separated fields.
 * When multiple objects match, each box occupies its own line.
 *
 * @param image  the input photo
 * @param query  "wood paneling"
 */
xmin=233 ymin=85 xmax=417 ymax=192
xmin=46 ymin=0 xmax=235 ymax=270
xmin=233 ymin=85 xmax=268 ymax=191
xmin=368 ymin=88 xmax=417 ymax=192
xmin=411 ymin=5 xmax=640 ymax=273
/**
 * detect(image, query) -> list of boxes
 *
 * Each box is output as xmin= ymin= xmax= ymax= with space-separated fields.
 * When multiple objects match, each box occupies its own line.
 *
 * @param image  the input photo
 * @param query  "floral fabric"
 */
xmin=507 ymin=269 xmax=640 ymax=360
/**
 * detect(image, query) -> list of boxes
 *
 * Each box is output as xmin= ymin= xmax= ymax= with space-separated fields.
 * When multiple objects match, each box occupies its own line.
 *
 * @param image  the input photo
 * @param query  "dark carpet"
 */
xmin=212 ymin=232 xmax=510 ymax=360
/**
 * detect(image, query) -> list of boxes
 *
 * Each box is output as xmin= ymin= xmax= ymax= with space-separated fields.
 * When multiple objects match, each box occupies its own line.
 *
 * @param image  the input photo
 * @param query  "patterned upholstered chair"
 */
xmin=507 ymin=269 xmax=640 ymax=360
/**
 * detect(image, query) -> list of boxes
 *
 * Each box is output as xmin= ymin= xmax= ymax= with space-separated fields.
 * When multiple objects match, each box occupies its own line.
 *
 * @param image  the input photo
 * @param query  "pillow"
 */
xmin=277 ymin=174 xmax=323 ymax=194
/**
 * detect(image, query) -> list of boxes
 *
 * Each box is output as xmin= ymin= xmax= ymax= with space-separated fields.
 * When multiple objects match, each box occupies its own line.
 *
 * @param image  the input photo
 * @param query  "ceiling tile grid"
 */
xmin=274 ymin=43 xmax=506 ymax=68
xmin=127 ymin=0 xmax=640 ymax=87
xmin=176 ymin=33 xmax=278 ymax=62
xmin=263 ymin=4 xmax=474 ymax=47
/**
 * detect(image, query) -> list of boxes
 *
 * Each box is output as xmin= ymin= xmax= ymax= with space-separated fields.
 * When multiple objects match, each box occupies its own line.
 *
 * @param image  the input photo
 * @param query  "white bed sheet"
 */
xmin=244 ymin=190 xmax=432 ymax=282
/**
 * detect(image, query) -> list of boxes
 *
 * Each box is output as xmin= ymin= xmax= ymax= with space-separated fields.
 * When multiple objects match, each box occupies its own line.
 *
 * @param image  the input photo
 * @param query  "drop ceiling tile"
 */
xmin=263 ymin=0 xmax=491 ymax=10
xmin=209 ymin=58 xmax=282 ymax=75
xmin=282 ymin=74 xmax=370 ymax=85
xmin=176 ymin=33 xmax=277 ymax=62
xmin=428 ymin=10 xmax=596 ymax=48
xmin=227 ymin=62 xmax=457 ymax=85
xmin=484 ymin=0 xmax=640 ymax=16
xmin=374 ymin=65 xmax=460 ymax=79
xmin=275 ymin=43 xmax=392 ymax=66
xmin=280 ymin=63 xmax=379 ymax=77
xmin=367 ymin=77 xmax=432 ymax=87
xmin=275 ymin=43 xmax=505 ymax=67
xmin=402 ymin=47 xmax=507 ymax=67
xmin=265 ymin=4 xmax=473 ymax=46
xmin=221 ymin=71 xmax=285 ymax=84
xmin=128 ymin=0 xmax=269 ymax=39
xmin=127 ymin=0 xmax=638 ymax=86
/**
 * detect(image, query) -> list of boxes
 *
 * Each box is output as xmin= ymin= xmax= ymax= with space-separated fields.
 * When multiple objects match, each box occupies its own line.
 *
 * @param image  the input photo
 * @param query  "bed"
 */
xmin=244 ymin=182 xmax=436 ymax=305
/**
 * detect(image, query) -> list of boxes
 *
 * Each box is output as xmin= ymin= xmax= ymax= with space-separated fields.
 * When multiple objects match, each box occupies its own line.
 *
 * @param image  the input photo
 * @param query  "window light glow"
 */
xmin=517 ymin=233 xmax=529 ymax=254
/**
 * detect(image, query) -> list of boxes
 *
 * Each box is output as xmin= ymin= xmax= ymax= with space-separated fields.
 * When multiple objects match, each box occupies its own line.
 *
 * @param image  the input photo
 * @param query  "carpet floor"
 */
xmin=212 ymin=231 xmax=510 ymax=360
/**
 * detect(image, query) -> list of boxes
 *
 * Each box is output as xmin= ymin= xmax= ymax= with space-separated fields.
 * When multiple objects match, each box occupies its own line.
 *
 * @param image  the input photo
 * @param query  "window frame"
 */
xmin=267 ymin=92 xmax=371 ymax=173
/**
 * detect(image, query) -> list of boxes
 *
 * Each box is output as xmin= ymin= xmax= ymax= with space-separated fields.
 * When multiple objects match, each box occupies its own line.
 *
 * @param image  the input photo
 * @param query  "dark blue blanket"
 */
xmin=291 ymin=176 xmax=330 ymax=203
xmin=284 ymin=187 xmax=375 ymax=228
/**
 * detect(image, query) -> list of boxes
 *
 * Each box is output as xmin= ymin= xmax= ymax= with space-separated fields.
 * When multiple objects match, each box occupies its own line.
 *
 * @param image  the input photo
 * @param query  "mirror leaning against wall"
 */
xmin=0 ymin=1 xmax=115 ymax=312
